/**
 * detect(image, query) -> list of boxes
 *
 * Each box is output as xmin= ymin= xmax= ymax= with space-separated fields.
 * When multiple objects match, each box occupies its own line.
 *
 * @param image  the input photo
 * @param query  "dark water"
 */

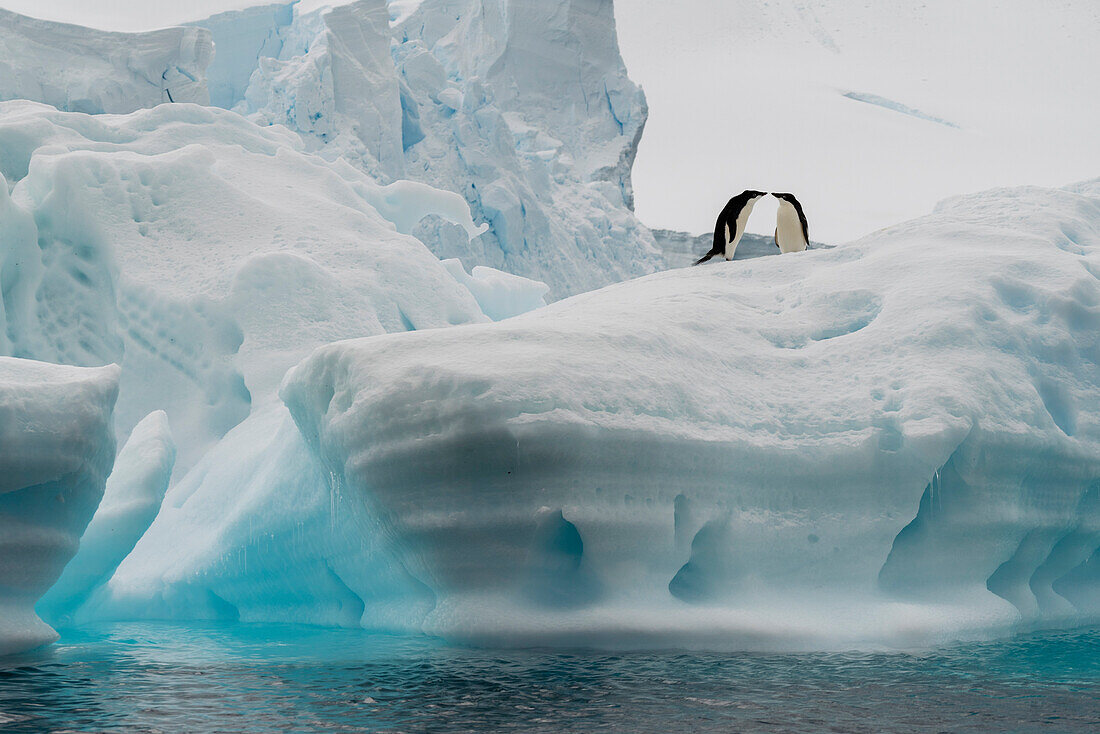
xmin=1 ymin=623 xmax=1098 ymax=733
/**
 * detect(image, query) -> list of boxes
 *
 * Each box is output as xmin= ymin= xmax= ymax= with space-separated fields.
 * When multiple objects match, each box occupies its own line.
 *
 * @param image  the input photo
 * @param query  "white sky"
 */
xmin=3 ymin=0 xmax=1098 ymax=242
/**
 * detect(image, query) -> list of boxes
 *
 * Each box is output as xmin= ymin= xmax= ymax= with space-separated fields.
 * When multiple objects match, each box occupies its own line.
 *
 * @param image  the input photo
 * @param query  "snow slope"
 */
xmin=268 ymin=180 xmax=1100 ymax=647
xmin=618 ymin=0 xmax=1100 ymax=243
xmin=0 ymin=358 xmax=119 ymax=655
xmin=0 ymin=100 xmax=489 ymax=473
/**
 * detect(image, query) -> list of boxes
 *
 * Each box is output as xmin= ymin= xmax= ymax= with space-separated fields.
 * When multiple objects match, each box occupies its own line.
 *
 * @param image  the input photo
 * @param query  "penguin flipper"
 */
xmin=774 ymin=228 xmax=780 ymax=249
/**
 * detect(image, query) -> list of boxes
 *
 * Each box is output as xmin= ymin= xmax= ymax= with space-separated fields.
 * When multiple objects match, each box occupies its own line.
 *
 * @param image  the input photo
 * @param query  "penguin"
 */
xmin=771 ymin=192 xmax=809 ymax=253
xmin=694 ymin=190 xmax=768 ymax=265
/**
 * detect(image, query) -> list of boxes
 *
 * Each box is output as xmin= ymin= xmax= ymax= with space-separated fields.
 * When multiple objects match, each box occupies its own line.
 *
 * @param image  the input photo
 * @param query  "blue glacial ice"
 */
xmin=36 ymin=410 xmax=175 ymax=626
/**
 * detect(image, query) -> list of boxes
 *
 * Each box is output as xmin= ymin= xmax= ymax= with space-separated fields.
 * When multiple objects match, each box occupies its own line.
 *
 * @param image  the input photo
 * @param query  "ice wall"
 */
xmin=190 ymin=0 xmax=662 ymax=297
xmin=272 ymin=181 xmax=1100 ymax=647
xmin=0 ymin=358 xmax=119 ymax=655
xmin=0 ymin=8 xmax=212 ymax=113
xmin=0 ymin=100 xmax=488 ymax=474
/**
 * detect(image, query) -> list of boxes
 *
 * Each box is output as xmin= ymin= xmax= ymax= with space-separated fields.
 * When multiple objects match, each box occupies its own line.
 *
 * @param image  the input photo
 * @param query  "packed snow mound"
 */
xmin=0 ymin=358 xmax=119 ymax=655
xmin=652 ymin=229 xmax=830 ymax=269
xmin=442 ymin=259 xmax=549 ymax=320
xmin=0 ymin=100 xmax=488 ymax=473
xmin=186 ymin=0 xmax=661 ymax=297
xmin=0 ymin=7 xmax=212 ymax=113
xmin=275 ymin=181 xmax=1100 ymax=647
xmin=37 ymin=411 xmax=175 ymax=625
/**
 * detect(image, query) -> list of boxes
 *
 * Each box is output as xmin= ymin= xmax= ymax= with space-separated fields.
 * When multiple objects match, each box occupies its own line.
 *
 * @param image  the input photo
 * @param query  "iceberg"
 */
xmin=274 ymin=180 xmax=1100 ymax=647
xmin=0 ymin=358 xmax=119 ymax=655
xmin=2 ymin=1 xmax=1096 ymax=653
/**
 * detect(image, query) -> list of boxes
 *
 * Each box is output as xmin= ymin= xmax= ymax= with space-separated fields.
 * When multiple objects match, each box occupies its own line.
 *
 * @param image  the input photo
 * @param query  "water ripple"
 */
xmin=0 ymin=624 xmax=1097 ymax=732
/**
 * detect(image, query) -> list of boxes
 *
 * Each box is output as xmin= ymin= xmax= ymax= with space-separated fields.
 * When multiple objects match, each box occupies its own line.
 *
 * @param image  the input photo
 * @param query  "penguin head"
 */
xmin=771 ymin=192 xmax=798 ymax=204
xmin=741 ymin=189 xmax=768 ymax=201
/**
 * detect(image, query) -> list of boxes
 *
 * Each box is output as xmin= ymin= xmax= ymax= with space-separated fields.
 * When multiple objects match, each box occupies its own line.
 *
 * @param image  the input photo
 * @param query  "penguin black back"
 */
xmin=694 ymin=189 xmax=768 ymax=265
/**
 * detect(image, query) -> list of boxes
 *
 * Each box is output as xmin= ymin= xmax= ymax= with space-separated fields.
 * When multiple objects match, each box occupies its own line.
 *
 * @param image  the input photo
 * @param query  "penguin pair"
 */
xmin=694 ymin=191 xmax=809 ymax=265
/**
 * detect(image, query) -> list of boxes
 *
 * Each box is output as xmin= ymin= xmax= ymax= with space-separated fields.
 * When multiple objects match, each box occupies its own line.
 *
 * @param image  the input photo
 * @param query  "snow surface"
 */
xmin=96 ymin=180 xmax=1100 ymax=648
xmin=0 ymin=358 xmax=119 ymax=655
xmin=37 ymin=410 xmax=176 ymax=625
xmin=0 ymin=100 xmax=489 ymax=473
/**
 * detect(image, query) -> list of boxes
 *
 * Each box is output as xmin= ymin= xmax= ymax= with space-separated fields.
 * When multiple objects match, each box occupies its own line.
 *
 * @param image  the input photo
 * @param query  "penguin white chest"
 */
xmin=775 ymin=201 xmax=807 ymax=253
xmin=724 ymin=201 xmax=758 ymax=259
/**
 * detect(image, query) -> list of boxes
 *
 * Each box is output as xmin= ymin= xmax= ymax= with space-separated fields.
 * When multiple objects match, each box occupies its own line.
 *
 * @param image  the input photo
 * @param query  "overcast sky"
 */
xmin=3 ymin=1 xmax=1097 ymax=242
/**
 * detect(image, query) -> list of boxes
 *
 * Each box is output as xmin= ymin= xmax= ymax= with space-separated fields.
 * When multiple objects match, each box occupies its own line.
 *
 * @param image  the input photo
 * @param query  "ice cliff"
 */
xmin=0 ymin=8 xmax=212 ymax=113
xmin=0 ymin=358 xmax=119 ymax=655
xmin=192 ymin=0 xmax=661 ymax=297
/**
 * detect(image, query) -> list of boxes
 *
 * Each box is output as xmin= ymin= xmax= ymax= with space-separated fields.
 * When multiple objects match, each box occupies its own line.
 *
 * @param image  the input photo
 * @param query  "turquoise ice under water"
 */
xmin=1 ymin=624 xmax=1098 ymax=732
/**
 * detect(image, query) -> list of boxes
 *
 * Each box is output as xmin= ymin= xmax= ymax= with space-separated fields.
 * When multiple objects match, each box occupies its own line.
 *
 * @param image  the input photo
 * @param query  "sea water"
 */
xmin=1 ymin=623 xmax=1097 ymax=732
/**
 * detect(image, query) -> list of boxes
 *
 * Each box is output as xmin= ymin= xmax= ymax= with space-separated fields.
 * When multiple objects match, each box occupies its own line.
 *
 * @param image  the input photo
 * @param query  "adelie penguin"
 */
xmin=771 ymin=192 xmax=809 ymax=253
xmin=694 ymin=189 xmax=768 ymax=265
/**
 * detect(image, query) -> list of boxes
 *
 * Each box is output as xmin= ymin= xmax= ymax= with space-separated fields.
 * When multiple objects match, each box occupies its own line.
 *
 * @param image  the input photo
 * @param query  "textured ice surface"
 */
xmin=0 ymin=358 xmax=119 ymax=655
xmin=273 ymin=181 xmax=1100 ymax=646
xmin=0 ymin=100 xmax=488 ymax=473
xmin=188 ymin=0 xmax=662 ymax=297
xmin=0 ymin=8 xmax=212 ymax=113
xmin=37 ymin=411 xmax=175 ymax=626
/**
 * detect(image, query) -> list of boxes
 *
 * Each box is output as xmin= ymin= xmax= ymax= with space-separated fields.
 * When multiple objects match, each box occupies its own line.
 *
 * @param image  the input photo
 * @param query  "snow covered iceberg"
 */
xmin=0 ymin=358 xmax=119 ymax=655
xmin=0 ymin=100 xmax=489 ymax=474
xmin=275 ymin=180 xmax=1100 ymax=647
